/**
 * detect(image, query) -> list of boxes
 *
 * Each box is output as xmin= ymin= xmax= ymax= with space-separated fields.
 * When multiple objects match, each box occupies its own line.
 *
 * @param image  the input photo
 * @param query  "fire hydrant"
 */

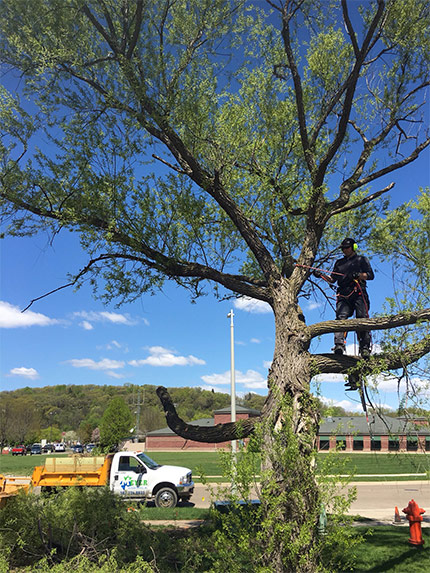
xmin=402 ymin=499 xmax=425 ymax=546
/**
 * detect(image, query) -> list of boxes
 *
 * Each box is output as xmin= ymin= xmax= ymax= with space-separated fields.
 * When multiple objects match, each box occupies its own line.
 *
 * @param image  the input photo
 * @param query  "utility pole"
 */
xmin=133 ymin=387 xmax=144 ymax=443
xmin=227 ymin=309 xmax=236 ymax=453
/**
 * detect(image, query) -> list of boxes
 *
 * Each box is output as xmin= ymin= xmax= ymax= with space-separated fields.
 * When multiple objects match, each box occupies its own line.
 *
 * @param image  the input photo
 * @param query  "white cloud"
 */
xmin=129 ymin=346 xmax=205 ymax=367
xmin=201 ymin=369 xmax=267 ymax=390
xmin=80 ymin=321 xmax=94 ymax=331
xmin=306 ymin=301 xmax=322 ymax=311
xmin=319 ymin=396 xmax=364 ymax=413
xmin=7 ymin=367 xmax=40 ymax=380
xmin=0 ymin=301 xmax=58 ymax=328
xmin=64 ymin=358 xmax=125 ymax=370
xmin=263 ymin=360 xmax=272 ymax=369
xmin=200 ymin=371 xmax=230 ymax=386
xmin=106 ymin=371 xmax=126 ymax=379
xmin=367 ymin=374 xmax=430 ymax=395
xmin=233 ymin=297 xmax=272 ymax=314
xmin=313 ymin=373 xmax=346 ymax=384
xmin=251 ymin=338 xmax=261 ymax=344
xmin=72 ymin=310 xmax=137 ymax=328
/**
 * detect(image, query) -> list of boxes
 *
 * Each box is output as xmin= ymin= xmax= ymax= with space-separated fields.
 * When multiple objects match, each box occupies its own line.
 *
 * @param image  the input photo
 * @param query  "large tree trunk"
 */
xmin=260 ymin=280 xmax=321 ymax=572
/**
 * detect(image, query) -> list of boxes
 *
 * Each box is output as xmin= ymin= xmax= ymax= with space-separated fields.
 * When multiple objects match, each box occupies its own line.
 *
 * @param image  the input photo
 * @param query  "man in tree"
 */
xmin=314 ymin=237 xmax=374 ymax=357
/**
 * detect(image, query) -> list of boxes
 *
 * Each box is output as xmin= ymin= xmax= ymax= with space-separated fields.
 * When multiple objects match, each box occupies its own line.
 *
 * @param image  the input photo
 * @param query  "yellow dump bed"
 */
xmin=0 ymin=474 xmax=31 ymax=508
xmin=31 ymin=455 xmax=113 ymax=488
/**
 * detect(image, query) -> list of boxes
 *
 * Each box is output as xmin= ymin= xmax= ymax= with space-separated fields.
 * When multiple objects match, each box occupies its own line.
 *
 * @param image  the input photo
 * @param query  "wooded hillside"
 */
xmin=0 ymin=384 xmax=266 ymax=445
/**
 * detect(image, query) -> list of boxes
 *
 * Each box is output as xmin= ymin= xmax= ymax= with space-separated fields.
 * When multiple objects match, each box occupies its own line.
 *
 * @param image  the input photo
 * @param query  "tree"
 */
xmin=99 ymin=397 xmax=133 ymax=450
xmin=0 ymin=1 xmax=429 ymax=570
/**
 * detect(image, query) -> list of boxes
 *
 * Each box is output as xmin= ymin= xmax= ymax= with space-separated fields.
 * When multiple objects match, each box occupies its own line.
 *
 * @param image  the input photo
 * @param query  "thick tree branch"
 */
xmin=328 ymin=183 xmax=394 ymax=218
xmin=307 ymin=308 xmax=430 ymax=339
xmin=156 ymin=386 xmax=258 ymax=442
xmin=0 ymin=188 xmax=271 ymax=302
xmin=313 ymin=332 xmax=430 ymax=374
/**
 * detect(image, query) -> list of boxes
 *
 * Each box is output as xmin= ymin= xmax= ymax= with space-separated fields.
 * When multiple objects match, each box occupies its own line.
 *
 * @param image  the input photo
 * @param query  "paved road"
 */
xmin=190 ymin=481 xmax=430 ymax=523
xmin=348 ymin=480 xmax=430 ymax=521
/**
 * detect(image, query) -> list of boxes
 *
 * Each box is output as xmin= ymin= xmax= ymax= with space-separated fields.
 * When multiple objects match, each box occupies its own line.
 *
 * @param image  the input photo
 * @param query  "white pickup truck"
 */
xmin=29 ymin=451 xmax=194 ymax=508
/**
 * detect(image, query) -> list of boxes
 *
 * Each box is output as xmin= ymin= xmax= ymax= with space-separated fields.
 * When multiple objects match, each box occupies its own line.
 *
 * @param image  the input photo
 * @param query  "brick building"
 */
xmin=146 ymin=408 xmax=430 ymax=453
xmin=318 ymin=415 xmax=430 ymax=452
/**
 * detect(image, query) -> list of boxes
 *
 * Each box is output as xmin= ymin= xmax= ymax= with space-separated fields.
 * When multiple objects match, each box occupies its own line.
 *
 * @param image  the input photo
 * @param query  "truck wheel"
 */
xmin=154 ymin=487 xmax=178 ymax=508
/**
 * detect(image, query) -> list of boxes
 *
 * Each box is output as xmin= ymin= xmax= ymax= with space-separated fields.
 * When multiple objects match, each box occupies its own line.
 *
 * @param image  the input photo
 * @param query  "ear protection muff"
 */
xmin=353 ymin=243 xmax=358 ymax=251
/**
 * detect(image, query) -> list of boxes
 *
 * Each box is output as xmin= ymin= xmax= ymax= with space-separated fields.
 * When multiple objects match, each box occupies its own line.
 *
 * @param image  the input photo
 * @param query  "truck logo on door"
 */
xmin=120 ymin=475 xmax=148 ymax=490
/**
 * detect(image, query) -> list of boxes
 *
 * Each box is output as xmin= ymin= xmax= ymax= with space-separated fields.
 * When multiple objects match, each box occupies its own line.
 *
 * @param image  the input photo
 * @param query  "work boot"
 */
xmin=333 ymin=344 xmax=345 ymax=355
xmin=359 ymin=347 xmax=371 ymax=358
xmin=345 ymin=372 xmax=360 ymax=391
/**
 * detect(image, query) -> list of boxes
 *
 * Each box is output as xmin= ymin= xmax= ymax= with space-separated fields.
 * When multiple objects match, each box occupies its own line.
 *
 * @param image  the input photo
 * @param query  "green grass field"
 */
xmin=1 ymin=451 xmax=430 ymax=481
xmin=351 ymin=526 xmax=430 ymax=572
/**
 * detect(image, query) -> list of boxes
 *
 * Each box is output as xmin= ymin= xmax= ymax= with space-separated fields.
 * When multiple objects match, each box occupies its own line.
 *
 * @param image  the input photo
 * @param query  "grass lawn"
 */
xmin=351 ymin=526 xmax=430 ymax=572
xmin=317 ymin=452 xmax=430 ymax=479
xmin=1 ymin=451 xmax=429 ymax=481
xmin=137 ymin=504 xmax=210 ymax=521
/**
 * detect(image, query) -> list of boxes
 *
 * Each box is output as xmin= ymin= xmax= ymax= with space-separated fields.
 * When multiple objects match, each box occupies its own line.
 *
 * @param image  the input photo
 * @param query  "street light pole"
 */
xmin=227 ymin=309 xmax=236 ymax=454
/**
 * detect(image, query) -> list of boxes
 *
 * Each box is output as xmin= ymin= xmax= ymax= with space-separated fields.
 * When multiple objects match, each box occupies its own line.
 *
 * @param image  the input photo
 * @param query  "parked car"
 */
xmin=30 ymin=443 xmax=42 ymax=455
xmin=72 ymin=444 xmax=83 ymax=454
xmin=85 ymin=443 xmax=96 ymax=453
xmin=42 ymin=443 xmax=54 ymax=453
xmin=11 ymin=445 xmax=26 ymax=456
xmin=54 ymin=443 xmax=66 ymax=452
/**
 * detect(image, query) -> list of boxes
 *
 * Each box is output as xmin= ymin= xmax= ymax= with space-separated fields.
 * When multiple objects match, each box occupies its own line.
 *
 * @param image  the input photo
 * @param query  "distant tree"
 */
xmin=99 ymin=397 xmax=133 ymax=451
xmin=7 ymin=398 xmax=40 ymax=444
xmin=240 ymin=392 xmax=267 ymax=412
xmin=78 ymin=420 xmax=96 ymax=444
xmin=91 ymin=427 xmax=100 ymax=444
xmin=40 ymin=426 xmax=62 ymax=443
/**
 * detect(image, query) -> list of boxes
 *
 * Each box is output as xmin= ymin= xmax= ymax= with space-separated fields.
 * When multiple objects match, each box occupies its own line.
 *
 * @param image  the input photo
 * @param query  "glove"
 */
xmin=313 ymin=270 xmax=323 ymax=278
xmin=347 ymin=272 xmax=360 ymax=281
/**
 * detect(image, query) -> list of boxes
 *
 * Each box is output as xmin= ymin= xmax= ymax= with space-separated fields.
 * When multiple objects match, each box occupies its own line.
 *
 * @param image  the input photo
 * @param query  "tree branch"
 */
xmin=313 ymin=332 xmax=430 ymax=375
xmin=328 ymin=183 xmax=394 ymax=218
xmin=156 ymin=386 xmax=258 ymax=442
xmin=307 ymin=308 xmax=430 ymax=339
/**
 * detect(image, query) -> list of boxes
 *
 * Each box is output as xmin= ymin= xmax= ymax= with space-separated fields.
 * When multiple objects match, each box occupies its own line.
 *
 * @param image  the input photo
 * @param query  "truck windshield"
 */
xmin=137 ymin=452 xmax=161 ymax=470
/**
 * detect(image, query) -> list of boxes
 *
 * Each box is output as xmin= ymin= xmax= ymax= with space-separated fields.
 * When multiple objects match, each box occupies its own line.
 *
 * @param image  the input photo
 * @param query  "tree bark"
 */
xmin=258 ymin=280 xmax=320 ymax=572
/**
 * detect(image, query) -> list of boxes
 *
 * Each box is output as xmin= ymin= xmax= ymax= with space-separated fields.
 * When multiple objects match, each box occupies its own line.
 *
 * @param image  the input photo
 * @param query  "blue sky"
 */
xmin=1 ymin=138 xmax=429 ymax=415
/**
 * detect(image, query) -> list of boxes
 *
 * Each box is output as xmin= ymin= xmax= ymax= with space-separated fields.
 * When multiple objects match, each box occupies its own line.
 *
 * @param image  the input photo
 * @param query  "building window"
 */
xmin=426 ymin=438 xmax=430 ymax=452
xmin=370 ymin=437 xmax=381 ymax=451
xmin=407 ymin=438 xmax=418 ymax=452
xmin=353 ymin=439 xmax=363 ymax=451
xmin=319 ymin=436 xmax=330 ymax=450
xmin=388 ymin=438 xmax=400 ymax=451
xmin=336 ymin=436 xmax=346 ymax=450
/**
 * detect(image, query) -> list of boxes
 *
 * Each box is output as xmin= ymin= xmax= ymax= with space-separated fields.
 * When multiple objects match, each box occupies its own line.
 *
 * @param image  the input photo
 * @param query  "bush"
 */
xmin=0 ymin=488 xmax=159 ymax=568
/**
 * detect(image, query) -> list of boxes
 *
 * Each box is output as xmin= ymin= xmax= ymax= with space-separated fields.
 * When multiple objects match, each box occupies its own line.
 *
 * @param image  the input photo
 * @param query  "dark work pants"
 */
xmin=334 ymin=290 xmax=371 ymax=349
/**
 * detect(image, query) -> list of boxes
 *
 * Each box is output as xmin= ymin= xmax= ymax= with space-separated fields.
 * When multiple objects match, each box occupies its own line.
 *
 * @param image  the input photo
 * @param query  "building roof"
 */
xmin=319 ymin=415 xmax=430 ymax=437
xmin=213 ymin=405 xmax=261 ymax=416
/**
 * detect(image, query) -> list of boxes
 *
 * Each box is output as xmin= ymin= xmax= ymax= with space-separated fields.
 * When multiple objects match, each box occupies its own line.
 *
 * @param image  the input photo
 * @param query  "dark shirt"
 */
xmin=332 ymin=253 xmax=374 ymax=293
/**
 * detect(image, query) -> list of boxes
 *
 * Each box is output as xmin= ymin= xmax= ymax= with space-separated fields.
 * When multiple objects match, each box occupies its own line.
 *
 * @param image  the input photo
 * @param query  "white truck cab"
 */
xmin=109 ymin=451 xmax=194 ymax=508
